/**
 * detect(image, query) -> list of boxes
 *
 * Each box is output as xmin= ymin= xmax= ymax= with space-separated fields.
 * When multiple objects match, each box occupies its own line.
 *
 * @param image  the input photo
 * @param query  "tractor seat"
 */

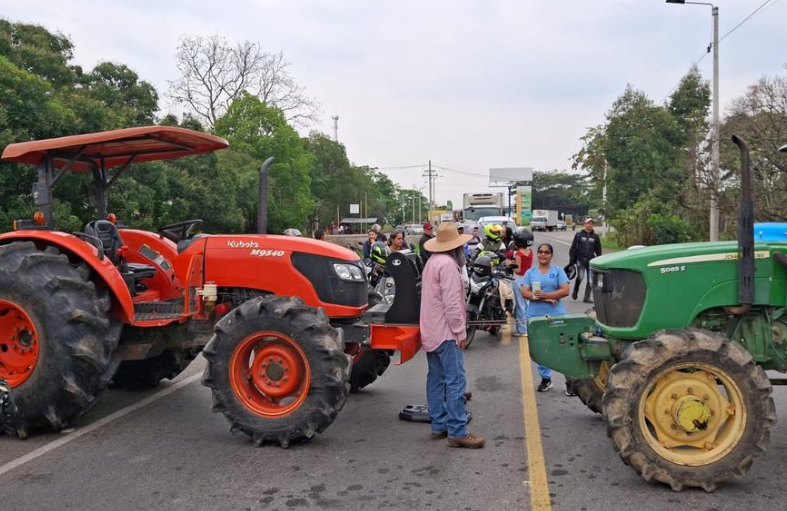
xmin=84 ymin=220 xmax=123 ymax=265
xmin=176 ymin=234 xmax=206 ymax=253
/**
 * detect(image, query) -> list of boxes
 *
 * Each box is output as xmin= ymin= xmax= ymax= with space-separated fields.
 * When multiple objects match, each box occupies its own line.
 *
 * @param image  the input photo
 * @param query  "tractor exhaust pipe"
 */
xmin=257 ymin=157 xmax=274 ymax=234
xmin=728 ymin=135 xmax=754 ymax=315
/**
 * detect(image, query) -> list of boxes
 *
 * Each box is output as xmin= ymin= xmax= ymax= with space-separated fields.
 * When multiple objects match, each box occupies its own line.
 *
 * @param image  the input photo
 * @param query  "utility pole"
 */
xmin=710 ymin=5 xmax=719 ymax=241
xmin=331 ymin=115 xmax=339 ymax=142
xmin=423 ymin=160 xmax=435 ymax=220
xmin=666 ymin=0 xmax=719 ymax=241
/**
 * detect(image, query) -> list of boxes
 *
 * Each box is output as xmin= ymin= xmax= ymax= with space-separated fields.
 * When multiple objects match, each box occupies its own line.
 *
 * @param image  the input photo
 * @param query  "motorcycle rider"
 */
xmin=369 ymin=239 xmax=390 ymax=287
xmin=481 ymin=224 xmax=504 ymax=256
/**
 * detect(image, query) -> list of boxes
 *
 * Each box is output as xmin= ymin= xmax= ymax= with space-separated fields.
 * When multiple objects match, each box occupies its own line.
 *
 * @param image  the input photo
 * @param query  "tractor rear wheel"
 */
xmin=604 ymin=328 xmax=775 ymax=492
xmin=349 ymin=347 xmax=391 ymax=392
xmin=111 ymin=348 xmax=198 ymax=390
xmin=202 ymin=295 xmax=350 ymax=447
xmin=0 ymin=242 xmax=121 ymax=437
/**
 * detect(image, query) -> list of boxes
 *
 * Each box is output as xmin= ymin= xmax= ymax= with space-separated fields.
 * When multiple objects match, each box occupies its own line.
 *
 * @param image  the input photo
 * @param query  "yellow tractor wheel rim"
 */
xmin=638 ymin=362 xmax=746 ymax=466
xmin=593 ymin=361 xmax=610 ymax=392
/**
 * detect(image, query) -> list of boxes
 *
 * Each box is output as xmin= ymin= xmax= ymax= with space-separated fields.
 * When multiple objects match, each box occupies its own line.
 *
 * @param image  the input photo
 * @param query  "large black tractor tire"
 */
xmin=568 ymin=307 xmax=604 ymax=413
xmin=569 ymin=359 xmax=608 ymax=415
xmin=202 ymin=295 xmax=350 ymax=447
xmin=350 ymin=347 xmax=391 ymax=392
xmin=0 ymin=242 xmax=121 ymax=437
xmin=604 ymin=328 xmax=775 ymax=492
xmin=0 ymin=378 xmax=16 ymax=436
xmin=111 ymin=348 xmax=198 ymax=390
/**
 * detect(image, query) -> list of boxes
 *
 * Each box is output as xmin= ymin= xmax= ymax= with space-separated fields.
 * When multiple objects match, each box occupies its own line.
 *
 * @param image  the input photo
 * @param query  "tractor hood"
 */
xmin=591 ymin=241 xmax=769 ymax=272
xmin=589 ymin=241 xmax=787 ymax=341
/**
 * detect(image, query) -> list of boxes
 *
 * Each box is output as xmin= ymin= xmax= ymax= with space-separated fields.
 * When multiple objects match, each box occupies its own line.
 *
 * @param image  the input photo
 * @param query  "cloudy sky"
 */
xmin=5 ymin=0 xmax=787 ymax=206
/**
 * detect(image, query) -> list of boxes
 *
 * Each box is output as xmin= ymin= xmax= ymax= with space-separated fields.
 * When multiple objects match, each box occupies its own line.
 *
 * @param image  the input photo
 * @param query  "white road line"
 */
xmin=0 ymin=372 xmax=202 ymax=476
xmin=538 ymin=233 xmax=571 ymax=247
xmin=535 ymin=232 xmax=573 ymax=248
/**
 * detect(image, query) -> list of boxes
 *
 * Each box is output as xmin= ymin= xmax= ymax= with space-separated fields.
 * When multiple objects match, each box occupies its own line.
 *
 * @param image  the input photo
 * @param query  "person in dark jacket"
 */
xmin=568 ymin=218 xmax=602 ymax=303
xmin=419 ymin=222 xmax=435 ymax=266
xmin=362 ymin=229 xmax=378 ymax=260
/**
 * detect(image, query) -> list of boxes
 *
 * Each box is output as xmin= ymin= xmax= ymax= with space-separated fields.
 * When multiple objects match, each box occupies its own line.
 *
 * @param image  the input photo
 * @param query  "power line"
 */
xmin=661 ymin=0 xmax=778 ymax=105
xmin=718 ymin=0 xmax=776 ymax=45
xmin=431 ymin=163 xmax=489 ymax=179
xmin=374 ymin=164 xmax=428 ymax=171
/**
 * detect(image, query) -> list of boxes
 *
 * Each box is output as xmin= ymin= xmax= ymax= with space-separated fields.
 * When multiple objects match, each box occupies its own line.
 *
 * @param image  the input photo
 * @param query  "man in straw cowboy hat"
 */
xmin=420 ymin=222 xmax=485 ymax=449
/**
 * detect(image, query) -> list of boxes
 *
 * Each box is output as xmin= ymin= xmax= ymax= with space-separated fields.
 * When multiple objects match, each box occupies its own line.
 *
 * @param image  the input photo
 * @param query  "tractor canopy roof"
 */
xmin=1 ymin=126 xmax=229 ymax=172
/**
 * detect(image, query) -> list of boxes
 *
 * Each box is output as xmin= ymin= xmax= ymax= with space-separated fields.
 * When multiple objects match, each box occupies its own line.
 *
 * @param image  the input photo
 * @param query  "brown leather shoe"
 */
xmin=447 ymin=433 xmax=485 ymax=449
xmin=431 ymin=430 xmax=447 ymax=439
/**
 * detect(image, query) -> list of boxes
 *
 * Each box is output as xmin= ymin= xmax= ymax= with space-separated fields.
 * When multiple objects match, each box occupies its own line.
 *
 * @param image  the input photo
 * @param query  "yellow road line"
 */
xmin=518 ymin=336 xmax=552 ymax=511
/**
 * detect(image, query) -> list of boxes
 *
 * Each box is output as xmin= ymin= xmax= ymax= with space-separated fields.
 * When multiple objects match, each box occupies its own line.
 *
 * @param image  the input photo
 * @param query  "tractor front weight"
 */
xmin=527 ymin=314 xmax=619 ymax=380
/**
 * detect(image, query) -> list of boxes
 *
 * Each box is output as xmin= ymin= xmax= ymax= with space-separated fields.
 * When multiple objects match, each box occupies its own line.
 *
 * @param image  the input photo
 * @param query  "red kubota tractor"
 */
xmin=0 ymin=126 xmax=421 ymax=446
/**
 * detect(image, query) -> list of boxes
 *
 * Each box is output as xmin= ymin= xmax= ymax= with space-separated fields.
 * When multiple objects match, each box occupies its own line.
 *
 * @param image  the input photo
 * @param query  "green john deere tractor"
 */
xmin=529 ymin=135 xmax=785 ymax=492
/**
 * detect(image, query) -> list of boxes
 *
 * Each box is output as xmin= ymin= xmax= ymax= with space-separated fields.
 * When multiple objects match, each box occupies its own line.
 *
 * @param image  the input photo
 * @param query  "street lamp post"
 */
xmin=667 ymin=0 xmax=719 ymax=241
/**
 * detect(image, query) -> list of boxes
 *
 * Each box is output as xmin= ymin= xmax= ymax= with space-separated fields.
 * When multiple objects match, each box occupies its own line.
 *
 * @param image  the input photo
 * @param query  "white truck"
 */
xmin=531 ymin=209 xmax=559 ymax=231
xmin=462 ymin=193 xmax=504 ymax=222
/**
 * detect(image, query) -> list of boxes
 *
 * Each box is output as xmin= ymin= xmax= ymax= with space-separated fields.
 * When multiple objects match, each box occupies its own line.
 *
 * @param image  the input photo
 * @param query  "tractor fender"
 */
xmin=0 ymin=230 xmax=135 ymax=323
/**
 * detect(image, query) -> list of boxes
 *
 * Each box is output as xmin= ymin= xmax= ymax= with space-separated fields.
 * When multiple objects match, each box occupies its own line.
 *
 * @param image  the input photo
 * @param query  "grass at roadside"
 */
xmin=600 ymin=233 xmax=623 ymax=253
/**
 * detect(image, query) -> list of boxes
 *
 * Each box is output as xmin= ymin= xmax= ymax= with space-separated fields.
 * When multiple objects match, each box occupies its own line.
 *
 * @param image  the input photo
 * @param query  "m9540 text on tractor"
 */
xmin=0 ymin=126 xmax=422 ymax=445
xmin=528 ymin=135 xmax=787 ymax=492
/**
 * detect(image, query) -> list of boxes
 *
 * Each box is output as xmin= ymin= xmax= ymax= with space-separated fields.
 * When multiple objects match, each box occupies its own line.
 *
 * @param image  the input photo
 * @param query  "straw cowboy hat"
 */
xmin=424 ymin=222 xmax=473 ymax=253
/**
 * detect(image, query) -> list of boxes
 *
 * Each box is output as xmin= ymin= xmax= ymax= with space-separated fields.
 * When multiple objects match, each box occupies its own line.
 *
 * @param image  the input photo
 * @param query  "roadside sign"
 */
xmin=516 ymin=186 xmax=532 ymax=226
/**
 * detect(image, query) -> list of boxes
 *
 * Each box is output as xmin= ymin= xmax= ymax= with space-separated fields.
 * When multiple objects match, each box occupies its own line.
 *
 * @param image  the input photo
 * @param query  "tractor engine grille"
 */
xmin=593 ymin=269 xmax=646 ymax=328
xmin=291 ymin=253 xmax=367 ymax=308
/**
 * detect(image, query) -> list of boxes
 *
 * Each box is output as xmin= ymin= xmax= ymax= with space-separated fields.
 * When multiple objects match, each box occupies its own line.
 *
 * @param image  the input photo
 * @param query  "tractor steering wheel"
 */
xmin=158 ymin=219 xmax=203 ymax=243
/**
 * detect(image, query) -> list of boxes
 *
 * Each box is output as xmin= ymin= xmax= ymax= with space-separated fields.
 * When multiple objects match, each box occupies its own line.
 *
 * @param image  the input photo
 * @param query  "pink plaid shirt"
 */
xmin=419 ymin=253 xmax=467 ymax=352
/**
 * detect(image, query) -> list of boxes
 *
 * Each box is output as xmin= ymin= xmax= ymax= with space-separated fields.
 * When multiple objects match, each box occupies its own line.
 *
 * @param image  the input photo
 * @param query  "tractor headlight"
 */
xmin=333 ymin=263 xmax=365 ymax=281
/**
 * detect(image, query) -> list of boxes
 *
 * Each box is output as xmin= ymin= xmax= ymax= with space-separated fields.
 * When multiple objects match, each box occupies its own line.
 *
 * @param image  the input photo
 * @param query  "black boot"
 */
xmin=583 ymin=288 xmax=593 ymax=303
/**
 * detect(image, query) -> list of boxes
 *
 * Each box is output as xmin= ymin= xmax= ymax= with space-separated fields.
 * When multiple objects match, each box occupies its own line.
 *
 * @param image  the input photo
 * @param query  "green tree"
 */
xmin=719 ymin=67 xmax=787 ymax=226
xmin=530 ymin=170 xmax=596 ymax=218
xmin=214 ymin=92 xmax=314 ymax=233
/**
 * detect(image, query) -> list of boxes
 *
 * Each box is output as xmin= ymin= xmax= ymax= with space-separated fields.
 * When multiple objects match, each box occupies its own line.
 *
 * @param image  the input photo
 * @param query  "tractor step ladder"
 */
xmin=133 ymin=300 xmax=184 ymax=321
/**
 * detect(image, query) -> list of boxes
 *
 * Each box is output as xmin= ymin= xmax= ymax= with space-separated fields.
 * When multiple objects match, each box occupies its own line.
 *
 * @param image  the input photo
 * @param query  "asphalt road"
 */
xmin=1 ymin=230 xmax=787 ymax=510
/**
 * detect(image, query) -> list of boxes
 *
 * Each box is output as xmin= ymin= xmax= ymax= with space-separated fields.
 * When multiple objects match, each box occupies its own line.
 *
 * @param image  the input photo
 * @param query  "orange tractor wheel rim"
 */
xmin=0 ymin=299 xmax=40 ymax=387
xmin=229 ymin=331 xmax=311 ymax=418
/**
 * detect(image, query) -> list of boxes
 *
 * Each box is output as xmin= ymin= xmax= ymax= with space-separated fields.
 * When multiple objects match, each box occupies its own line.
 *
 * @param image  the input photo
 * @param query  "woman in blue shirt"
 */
xmin=521 ymin=243 xmax=570 ymax=392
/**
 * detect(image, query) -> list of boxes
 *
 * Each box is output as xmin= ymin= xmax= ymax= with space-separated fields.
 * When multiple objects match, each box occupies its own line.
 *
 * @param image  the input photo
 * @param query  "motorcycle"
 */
xmin=465 ymin=256 xmax=517 ymax=348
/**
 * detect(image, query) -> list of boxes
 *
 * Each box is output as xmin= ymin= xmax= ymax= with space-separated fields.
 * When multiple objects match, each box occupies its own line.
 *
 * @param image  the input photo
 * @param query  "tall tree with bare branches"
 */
xmin=167 ymin=35 xmax=320 ymax=129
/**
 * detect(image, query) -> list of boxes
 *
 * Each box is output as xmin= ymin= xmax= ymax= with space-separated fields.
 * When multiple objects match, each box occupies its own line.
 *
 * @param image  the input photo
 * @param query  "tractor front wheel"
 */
xmin=0 ymin=242 xmax=121 ymax=437
xmin=604 ymin=328 xmax=775 ymax=492
xmin=570 ymin=361 xmax=609 ymax=414
xmin=348 ymin=346 xmax=391 ymax=392
xmin=202 ymin=296 xmax=350 ymax=447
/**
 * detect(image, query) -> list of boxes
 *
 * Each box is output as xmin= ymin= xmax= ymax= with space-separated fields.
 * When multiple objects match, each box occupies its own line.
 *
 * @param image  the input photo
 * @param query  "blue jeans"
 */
xmin=426 ymin=340 xmax=468 ymax=438
xmin=524 ymin=315 xmax=552 ymax=380
xmin=537 ymin=363 xmax=552 ymax=380
xmin=513 ymin=276 xmax=528 ymax=334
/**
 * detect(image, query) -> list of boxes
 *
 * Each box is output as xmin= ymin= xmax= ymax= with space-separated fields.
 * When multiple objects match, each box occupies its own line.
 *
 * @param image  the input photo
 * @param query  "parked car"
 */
xmin=405 ymin=224 xmax=424 ymax=235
